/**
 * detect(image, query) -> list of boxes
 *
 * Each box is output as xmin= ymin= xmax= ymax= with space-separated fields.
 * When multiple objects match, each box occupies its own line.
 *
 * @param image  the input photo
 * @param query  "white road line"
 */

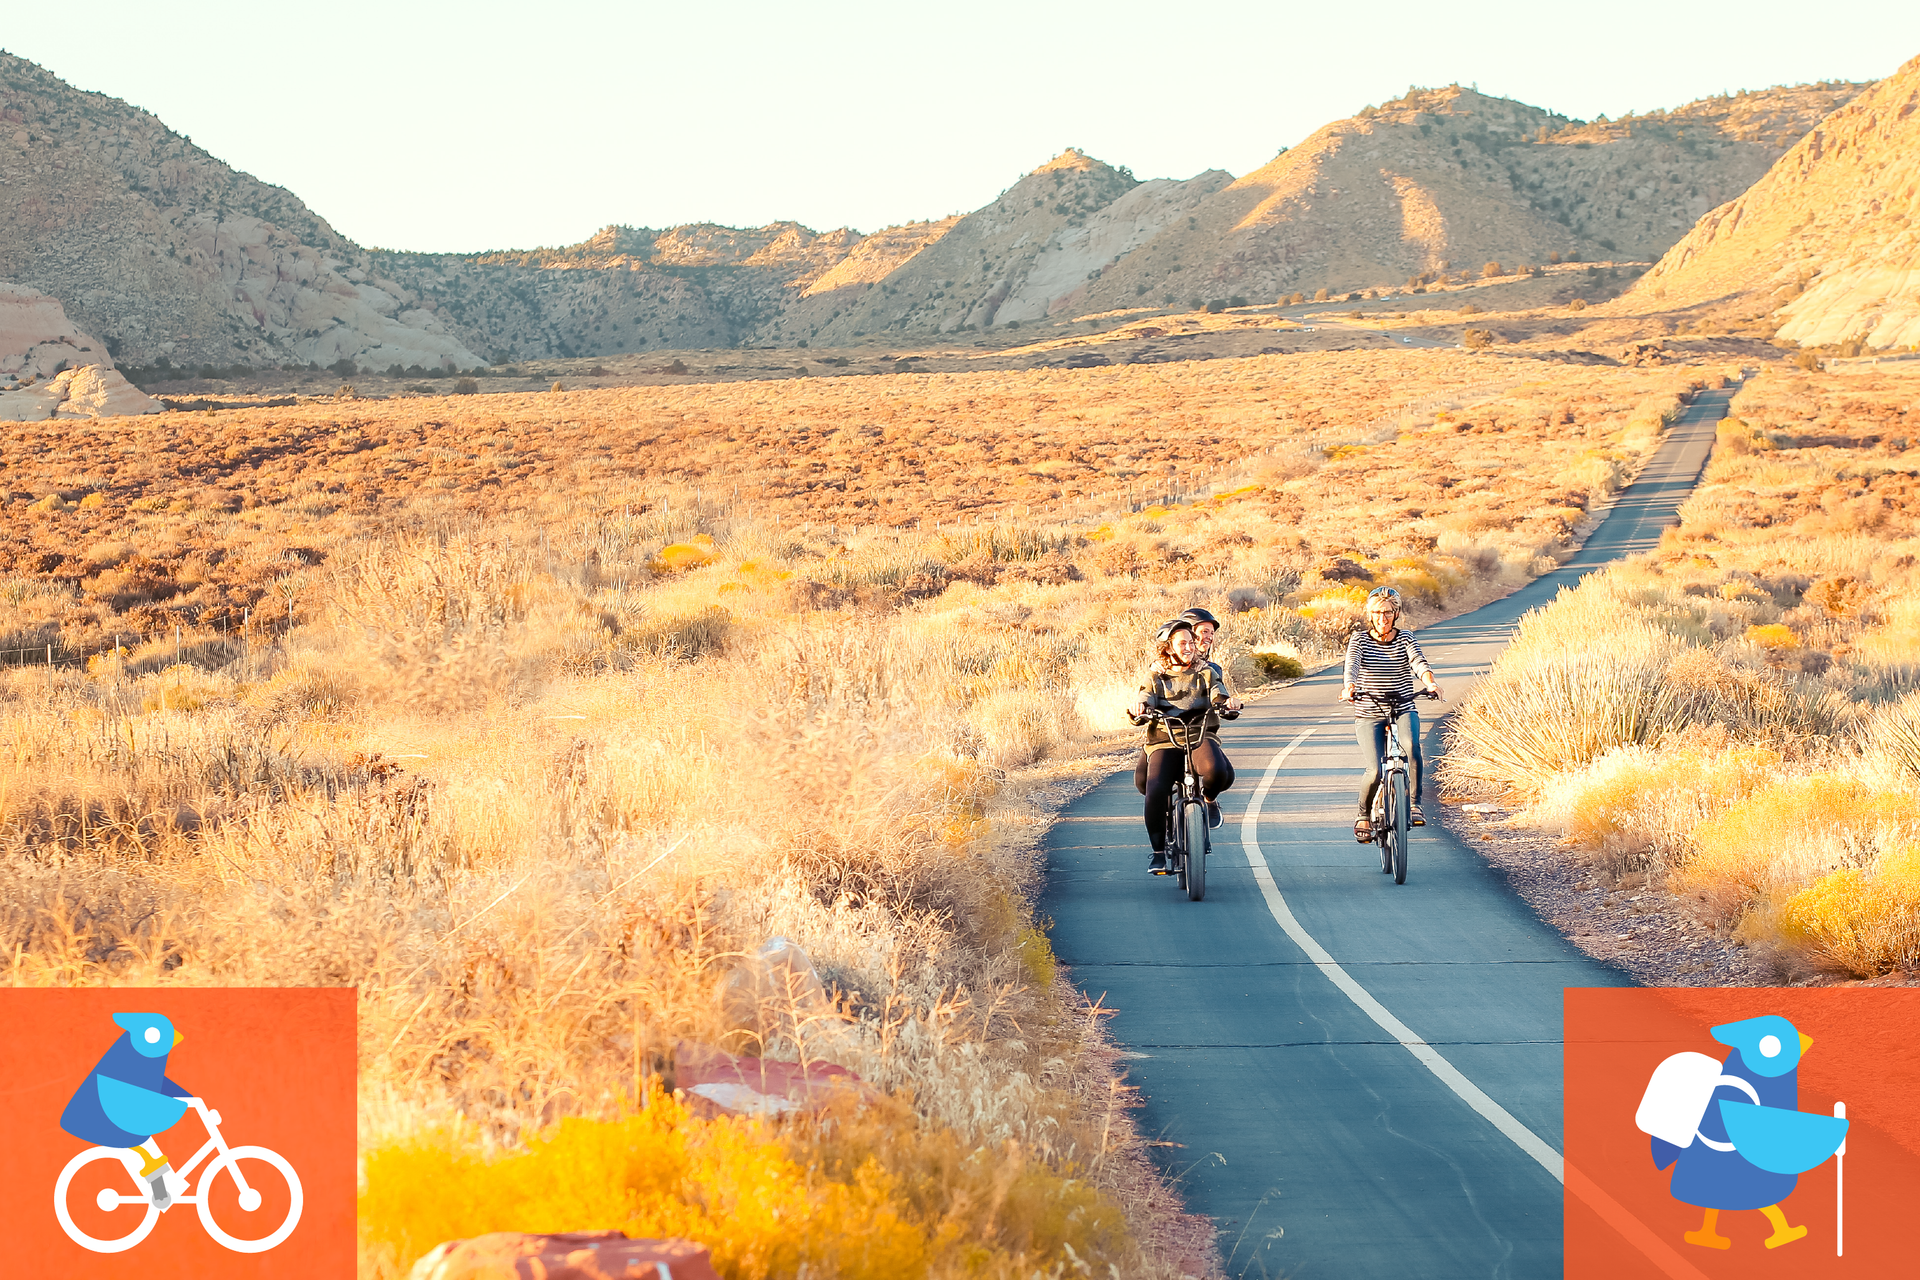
xmin=1239 ymin=725 xmax=1565 ymax=1182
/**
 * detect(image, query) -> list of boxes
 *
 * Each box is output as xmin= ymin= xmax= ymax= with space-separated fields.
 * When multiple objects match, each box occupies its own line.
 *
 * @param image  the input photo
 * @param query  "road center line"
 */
xmin=1238 ymin=725 xmax=1566 ymax=1183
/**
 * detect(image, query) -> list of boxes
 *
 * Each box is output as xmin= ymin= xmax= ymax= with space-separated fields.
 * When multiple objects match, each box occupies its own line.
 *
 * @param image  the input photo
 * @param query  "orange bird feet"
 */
xmin=1683 ymin=1207 xmax=1732 ymax=1250
xmin=1760 ymin=1204 xmax=1808 ymax=1249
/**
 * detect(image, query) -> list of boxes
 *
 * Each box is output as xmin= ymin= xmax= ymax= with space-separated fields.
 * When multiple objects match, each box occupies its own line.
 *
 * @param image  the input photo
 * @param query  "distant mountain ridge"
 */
xmin=1630 ymin=53 xmax=1920 ymax=351
xmin=0 ymin=50 xmax=1875 ymax=366
xmin=1076 ymin=81 xmax=1863 ymax=314
xmin=0 ymin=51 xmax=485 ymax=370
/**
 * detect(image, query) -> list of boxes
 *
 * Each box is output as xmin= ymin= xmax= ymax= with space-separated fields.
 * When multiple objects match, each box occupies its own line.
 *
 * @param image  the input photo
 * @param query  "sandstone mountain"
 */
xmin=0 ymin=48 xmax=1874 ymax=367
xmin=1630 ymin=54 xmax=1920 ymax=350
xmin=0 ymin=52 xmax=484 ymax=371
xmin=774 ymin=152 xmax=1230 ymax=344
xmin=1074 ymin=82 xmax=1864 ymax=313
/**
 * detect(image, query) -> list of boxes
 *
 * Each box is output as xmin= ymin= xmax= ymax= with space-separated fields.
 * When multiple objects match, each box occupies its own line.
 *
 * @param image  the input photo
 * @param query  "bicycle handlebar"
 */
xmin=1347 ymin=689 xmax=1440 ymax=711
xmin=1129 ymin=700 xmax=1239 ymax=726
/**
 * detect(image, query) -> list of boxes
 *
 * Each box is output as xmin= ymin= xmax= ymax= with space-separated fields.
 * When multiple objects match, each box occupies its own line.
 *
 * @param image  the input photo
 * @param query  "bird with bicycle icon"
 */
xmin=3 ymin=988 xmax=354 ymax=1275
xmin=54 ymin=1011 xmax=303 ymax=1254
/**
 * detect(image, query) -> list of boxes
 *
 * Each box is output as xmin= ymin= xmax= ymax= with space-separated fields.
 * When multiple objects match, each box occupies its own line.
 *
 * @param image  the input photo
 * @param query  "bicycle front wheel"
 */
xmin=1389 ymin=773 xmax=1410 ymax=885
xmin=1182 ymin=800 xmax=1208 ymax=901
xmin=196 ymin=1146 xmax=303 ymax=1253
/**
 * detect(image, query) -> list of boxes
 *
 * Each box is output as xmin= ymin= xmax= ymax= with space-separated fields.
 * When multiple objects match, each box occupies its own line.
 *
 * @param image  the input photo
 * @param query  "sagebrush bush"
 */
xmin=361 ymin=1091 xmax=1130 ymax=1280
xmin=1451 ymin=365 xmax=1920 ymax=974
xmin=1772 ymin=848 xmax=1920 ymax=977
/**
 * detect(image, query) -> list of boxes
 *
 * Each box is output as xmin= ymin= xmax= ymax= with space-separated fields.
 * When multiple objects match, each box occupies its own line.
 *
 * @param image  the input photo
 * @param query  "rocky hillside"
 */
xmin=367 ymin=219 xmax=938 ymax=361
xmin=1630 ymin=55 xmax=1920 ymax=351
xmin=1073 ymin=82 xmax=1864 ymax=313
xmin=775 ymin=151 xmax=1229 ymax=344
xmin=0 ymin=53 xmax=484 ymax=371
xmin=0 ymin=48 xmax=1874 ymax=365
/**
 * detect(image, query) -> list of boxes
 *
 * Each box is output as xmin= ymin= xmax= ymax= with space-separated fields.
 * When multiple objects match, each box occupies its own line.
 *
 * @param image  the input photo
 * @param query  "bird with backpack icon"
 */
xmin=1634 ymin=1014 xmax=1849 ymax=1251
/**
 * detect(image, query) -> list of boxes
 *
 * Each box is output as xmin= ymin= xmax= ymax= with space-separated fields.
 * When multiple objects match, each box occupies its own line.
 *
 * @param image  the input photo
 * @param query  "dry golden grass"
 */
xmin=0 ymin=351 xmax=1694 ymax=659
xmin=0 ymin=350 xmax=1706 ymax=1274
xmin=1445 ymin=364 xmax=1920 ymax=979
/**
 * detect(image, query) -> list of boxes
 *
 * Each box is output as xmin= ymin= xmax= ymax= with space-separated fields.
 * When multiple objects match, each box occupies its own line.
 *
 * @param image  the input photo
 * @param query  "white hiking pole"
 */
xmin=1834 ymin=1101 xmax=1846 ymax=1257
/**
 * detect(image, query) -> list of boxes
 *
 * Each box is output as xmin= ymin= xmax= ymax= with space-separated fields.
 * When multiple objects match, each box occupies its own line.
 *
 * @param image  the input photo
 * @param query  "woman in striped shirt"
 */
xmin=1341 ymin=586 xmax=1444 ymax=841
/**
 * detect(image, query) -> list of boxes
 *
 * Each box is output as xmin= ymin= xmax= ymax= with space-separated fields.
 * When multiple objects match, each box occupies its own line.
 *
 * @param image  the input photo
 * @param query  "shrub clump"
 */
xmin=359 ymin=1091 xmax=1131 ymax=1280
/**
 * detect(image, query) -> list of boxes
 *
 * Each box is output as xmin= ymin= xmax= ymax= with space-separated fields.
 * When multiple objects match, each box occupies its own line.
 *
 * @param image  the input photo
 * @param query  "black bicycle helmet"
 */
xmin=1155 ymin=617 xmax=1196 ymax=644
xmin=1179 ymin=606 xmax=1220 ymax=628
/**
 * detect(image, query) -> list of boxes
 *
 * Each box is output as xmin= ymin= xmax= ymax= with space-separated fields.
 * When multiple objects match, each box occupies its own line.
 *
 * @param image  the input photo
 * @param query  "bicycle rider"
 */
xmin=1340 ymin=586 xmax=1444 ymax=841
xmin=1133 ymin=609 xmax=1243 ymax=823
xmin=1130 ymin=618 xmax=1234 ymax=874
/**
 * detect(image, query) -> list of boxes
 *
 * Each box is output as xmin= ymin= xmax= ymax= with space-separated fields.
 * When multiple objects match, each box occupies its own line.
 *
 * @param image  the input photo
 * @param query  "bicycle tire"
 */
xmin=196 ymin=1146 xmax=303 ymax=1253
xmin=54 ymin=1147 xmax=158 ymax=1254
xmin=1390 ymin=773 xmax=1410 ymax=885
xmin=1166 ymin=791 xmax=1183 ymax=884
xmin=1183 ymin=800 xmax=1208 ymax=901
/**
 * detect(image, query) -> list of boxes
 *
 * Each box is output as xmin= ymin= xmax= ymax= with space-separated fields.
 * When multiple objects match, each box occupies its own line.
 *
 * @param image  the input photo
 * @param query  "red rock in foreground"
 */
xmin=673 ymin=1039 xmax=871 ymax=1119
xmin=408 ymin=1231 xmax=721 ymax=1280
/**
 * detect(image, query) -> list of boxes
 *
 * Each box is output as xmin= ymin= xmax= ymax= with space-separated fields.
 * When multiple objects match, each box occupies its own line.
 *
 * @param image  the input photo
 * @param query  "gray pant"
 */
xmin=1355 ymin=711 xmax=1420 ymax=815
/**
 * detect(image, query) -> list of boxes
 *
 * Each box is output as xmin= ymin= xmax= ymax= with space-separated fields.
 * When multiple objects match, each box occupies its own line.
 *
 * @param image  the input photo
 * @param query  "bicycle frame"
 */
xmin=1353 ymin=691 xmax=1431 ymax=885
xmin=1139 ymin=704 xmax=1216 ymax=900
xmin=56 ymin=1094 xmax=303 ymax=1255
xmin=93 ymin=1099 xmax=255 ymax=1209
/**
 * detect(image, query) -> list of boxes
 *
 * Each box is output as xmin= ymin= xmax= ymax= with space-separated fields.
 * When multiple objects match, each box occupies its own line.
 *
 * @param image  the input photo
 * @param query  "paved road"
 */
xmin=1041 ymin=388 xmax=1730 ymax=1277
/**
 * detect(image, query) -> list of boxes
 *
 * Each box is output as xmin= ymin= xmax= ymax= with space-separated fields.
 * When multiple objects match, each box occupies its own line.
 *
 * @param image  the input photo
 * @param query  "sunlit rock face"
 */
xmin=0 ymin=53 xmax=486 ymax=371
xmin=1636 ymin=55 xmax=1920 ymax=351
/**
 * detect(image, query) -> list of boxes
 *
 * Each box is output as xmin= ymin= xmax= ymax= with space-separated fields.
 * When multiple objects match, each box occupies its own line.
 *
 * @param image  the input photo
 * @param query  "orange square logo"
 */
xmin=0 ymin=988 xmax=355 ymax=1278
xmin=1565 ymin=988 xmax=1920 ymax=1278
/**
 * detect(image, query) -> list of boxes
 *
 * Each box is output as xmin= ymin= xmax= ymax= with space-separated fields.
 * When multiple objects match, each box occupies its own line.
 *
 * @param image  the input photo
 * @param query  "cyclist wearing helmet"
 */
xmin=1134 ymin=608 xmax=1244 ymax=806
xmin=1177 ymin=606 xmax=1245 ymax=719
xmin=1129 ymin=618 xmax=1233 ymax=874
xmin=1341 ymin=586 xmax=1443 ymax=841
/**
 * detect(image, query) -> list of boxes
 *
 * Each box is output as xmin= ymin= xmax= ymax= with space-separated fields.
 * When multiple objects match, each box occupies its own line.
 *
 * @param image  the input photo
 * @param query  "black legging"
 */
xmin=1355 ymin=710 xmax=1421 ymax=815
xmin=1134 ymin=741 xmax=1235 ymax=850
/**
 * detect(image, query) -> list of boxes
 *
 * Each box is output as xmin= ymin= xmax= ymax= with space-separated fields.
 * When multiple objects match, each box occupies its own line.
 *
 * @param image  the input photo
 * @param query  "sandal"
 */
xmin=1353 ymin=816 xmax=1372 ymax=843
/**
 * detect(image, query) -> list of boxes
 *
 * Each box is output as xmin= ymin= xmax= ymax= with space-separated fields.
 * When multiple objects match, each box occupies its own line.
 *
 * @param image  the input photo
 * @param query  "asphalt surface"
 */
xmin=1041 ymin=387 xmax=1731 ymax=1277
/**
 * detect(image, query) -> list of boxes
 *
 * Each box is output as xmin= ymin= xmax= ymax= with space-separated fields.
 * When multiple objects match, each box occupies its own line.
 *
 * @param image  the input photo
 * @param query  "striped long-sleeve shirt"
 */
xmin=1343 ymin=628 xmax=1432 ymax=719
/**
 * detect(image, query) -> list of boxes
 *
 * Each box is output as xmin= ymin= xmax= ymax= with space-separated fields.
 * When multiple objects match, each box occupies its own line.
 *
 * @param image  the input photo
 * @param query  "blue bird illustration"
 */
xmin=1638 ymin=1014 xmax=1848 ymax=1251
xmin=59 ymin=1012 xmax=192 ymax=1206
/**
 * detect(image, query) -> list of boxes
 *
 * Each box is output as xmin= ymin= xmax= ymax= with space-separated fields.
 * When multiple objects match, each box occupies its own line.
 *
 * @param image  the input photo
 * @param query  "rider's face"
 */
xmin=1170 ymin=629 xmax=1198 ymax=662
xmin=1193 ymin=622 xmax=1216 ymax=650
xmin=1367 ymin=606 xmax=1398 ymax=632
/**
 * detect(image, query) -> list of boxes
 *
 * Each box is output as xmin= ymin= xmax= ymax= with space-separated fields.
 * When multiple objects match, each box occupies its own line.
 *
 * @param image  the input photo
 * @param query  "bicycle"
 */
xmin=54 ymin=1095 xmax=303 ymax=1255
xmin=1352 ymin=690 xmax=1438 ymax=886
xmin=1131 ymin=698 xmax=1237 ymax=902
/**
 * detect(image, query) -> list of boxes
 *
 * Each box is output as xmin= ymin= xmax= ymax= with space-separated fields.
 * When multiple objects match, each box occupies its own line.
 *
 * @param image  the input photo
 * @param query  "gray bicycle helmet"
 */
xmin=1179 ymin=606 xmax=1220 ymax=629
xmin=1155 ymin=617 xmax=1196 ymax=644
xmin=1365 ymin=586 xmax=1403 ymax=610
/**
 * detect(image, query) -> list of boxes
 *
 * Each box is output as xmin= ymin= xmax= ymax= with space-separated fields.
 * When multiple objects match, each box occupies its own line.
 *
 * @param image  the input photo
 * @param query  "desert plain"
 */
xmin=2 ymin=42 xmax=1919 ymax=1280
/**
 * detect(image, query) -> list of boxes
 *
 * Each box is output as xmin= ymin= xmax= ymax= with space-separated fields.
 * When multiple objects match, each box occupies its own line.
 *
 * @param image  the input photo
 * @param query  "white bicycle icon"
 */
xmin=54 ymin=1096 xmax=302 ymax=1254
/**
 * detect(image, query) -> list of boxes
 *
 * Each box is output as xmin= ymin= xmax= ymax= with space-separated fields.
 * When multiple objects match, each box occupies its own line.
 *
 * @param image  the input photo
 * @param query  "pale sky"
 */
xmin=6 ymin=2 xmax=1917 ymax=254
